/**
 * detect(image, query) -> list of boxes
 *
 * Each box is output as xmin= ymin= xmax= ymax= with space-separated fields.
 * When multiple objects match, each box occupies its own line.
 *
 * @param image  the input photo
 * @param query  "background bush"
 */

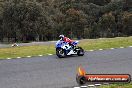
xmin=0 ymin=0 xmax=131 ymax=42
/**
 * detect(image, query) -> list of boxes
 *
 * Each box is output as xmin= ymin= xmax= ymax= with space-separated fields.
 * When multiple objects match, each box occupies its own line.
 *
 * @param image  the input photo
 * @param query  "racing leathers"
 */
xmin=62 ymin=37 xmax=74 ymax=49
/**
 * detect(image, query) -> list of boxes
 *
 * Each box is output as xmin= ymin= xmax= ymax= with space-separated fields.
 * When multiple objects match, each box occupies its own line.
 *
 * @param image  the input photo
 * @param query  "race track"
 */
xmin=0 ymin=47 xmax=132 ymax=88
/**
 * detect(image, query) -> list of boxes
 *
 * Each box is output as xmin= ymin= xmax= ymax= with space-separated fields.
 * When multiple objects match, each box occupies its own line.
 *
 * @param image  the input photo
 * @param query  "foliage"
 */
xmin=0 ymin=0 xmax=131 ymax=42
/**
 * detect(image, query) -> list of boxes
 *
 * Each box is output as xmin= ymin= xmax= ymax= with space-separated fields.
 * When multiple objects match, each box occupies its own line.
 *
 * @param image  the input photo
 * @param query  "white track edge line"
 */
xmin=27 ymin=56 xmax=31 ymax=57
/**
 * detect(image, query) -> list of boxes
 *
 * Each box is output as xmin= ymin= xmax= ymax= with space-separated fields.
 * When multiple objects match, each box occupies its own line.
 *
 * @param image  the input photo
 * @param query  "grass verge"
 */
xmin=99 ymin=83 xmax=132 ymax=88
xmin=0 ymin=45 xmax=55 ymax=59
xmin=79 ymin=36 xmax=132 ymax=50
xmin=0 ymin=36 xmax=132 ymax=59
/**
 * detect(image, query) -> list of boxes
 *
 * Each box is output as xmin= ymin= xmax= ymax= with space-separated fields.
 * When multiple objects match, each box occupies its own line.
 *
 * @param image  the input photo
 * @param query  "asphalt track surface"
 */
xmin=0 ymin=47 xmax=132 ymax=88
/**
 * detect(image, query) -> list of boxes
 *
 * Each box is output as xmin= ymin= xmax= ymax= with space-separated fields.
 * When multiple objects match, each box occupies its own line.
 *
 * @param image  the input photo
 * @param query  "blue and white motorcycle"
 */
xmin=55 ymin=40 xmax=84 ymax=58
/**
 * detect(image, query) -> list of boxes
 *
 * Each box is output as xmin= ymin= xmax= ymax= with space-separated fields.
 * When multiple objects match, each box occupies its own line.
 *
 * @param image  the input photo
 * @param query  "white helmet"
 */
xmin=59 ymin=34 xmax=64 ymax=38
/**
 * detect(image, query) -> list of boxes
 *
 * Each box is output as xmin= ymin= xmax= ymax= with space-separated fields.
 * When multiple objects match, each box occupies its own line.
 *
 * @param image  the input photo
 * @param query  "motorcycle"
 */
xmin=55 ymin=40 xmax=84 ymax=58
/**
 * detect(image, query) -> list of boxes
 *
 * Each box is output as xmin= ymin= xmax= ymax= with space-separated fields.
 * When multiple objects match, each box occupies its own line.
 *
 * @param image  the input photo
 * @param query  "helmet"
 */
xmin=59 ymin=35 xmax=64 ymax=40
xmin=59 ymin=35 xmax=64 ymax=38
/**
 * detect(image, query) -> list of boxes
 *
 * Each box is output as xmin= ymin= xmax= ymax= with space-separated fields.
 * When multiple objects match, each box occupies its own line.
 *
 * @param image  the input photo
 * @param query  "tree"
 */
xmin=122 ymin=11 xmax=132 ymax=36
xmin=2 ymin=0 xmax=52 ymax=42
xmin=97 ymin=12 xmax=116 ymax=37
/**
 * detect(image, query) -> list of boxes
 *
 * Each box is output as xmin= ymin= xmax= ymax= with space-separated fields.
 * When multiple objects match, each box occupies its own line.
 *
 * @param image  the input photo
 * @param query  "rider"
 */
xmin=59 ymin=34 xmax=74 ymax=49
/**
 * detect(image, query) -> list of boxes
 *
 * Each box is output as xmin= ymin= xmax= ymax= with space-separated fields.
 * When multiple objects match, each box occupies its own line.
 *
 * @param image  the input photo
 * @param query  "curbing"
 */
xmin=17 ymin=57 xmax=21 ymax=58
xmin=27 ymin=56 xmax=31 ymax=58
xmin=89 ymin=50 xmax=94 ymax=51
xmin=80 ymin=86 xmax=88 ymax=88
xmin=38 ymin=55 xmax=43 ymax=56
xmin=74 ymin=84 xmax=103 ymax=88
xmin=5 ymin=46 xmax=132 ymax=60
xmin=7 ymin=58 xmax=11 ymax=59
xmin=110 ymin=48 xmax=114 ymax=49
xmin=48 ymin=54 xmax=53 ymax=55
xmin=95 ymin=84 xmax=102 ymax=86
xmin=88 ymin=85 xmax=95 ymax=87
xmin=86 ymin=46 xmax=132 ymax=52
xmin=120 ymin=47 xmax=124 ymax=48
xmin=99 ymin=49 xmax=103 ymax=50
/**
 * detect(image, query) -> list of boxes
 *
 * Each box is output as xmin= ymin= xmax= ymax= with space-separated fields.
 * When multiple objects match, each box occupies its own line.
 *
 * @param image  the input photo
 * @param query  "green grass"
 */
xmin=99 ymin=83 xmax=132 ymax=88
xmin=79 ymin=36 xmax=132 ymax=50
xmin=0 ymin=36 xmax=132 ymax=59
xmin=0 ymin=45 xmax=55 ymax=59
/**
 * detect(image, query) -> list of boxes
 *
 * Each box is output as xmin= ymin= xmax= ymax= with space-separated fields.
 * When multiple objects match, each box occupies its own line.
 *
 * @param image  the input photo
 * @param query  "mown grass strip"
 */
xmin=0 ymin=37 xmax=132 ymax=59
xmin=0 ymin=45 xmax=55 ymax=59
xmin=99 ymin=83 xmax=132 ymax=88
xmin=79 ymin=36 xmax=132 ymax=50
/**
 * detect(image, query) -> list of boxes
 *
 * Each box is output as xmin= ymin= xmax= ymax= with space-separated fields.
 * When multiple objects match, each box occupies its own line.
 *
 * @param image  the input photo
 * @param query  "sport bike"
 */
xmin=55 ymin=40 xmax=84 ymax=58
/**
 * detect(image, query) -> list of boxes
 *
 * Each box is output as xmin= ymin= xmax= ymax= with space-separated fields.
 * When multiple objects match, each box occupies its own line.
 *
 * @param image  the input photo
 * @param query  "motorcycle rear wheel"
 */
xmin=77 ymin=47 xmax=84 ymax=56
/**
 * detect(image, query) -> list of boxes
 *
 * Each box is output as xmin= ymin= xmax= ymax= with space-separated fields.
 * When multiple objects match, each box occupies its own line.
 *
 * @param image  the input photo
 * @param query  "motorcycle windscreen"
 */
xmin=72 ymin=41 xmax=79 ymax=46
xmin=56 ymin=40 xmax=63 ymax=48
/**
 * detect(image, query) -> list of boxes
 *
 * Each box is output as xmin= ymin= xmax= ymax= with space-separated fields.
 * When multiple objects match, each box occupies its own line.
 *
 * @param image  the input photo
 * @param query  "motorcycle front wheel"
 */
xmin=56 ymin=48 xmax=66 ymax=58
